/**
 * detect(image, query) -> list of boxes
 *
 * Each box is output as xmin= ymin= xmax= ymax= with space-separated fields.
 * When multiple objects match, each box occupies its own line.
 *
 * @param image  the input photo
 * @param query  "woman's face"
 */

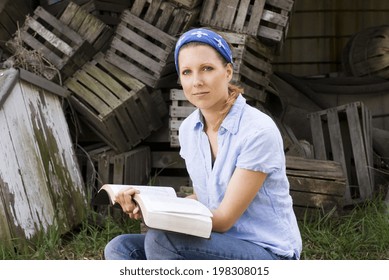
xmin=178 ymin=45 xmax=233 ymax=112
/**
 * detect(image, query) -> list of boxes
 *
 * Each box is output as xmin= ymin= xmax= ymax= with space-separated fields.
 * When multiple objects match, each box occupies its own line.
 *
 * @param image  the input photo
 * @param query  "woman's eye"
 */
xmin=182 ymin=69 xmax=190 ymax=75
xmin=203 ymin=66 xmax=213 ymax=72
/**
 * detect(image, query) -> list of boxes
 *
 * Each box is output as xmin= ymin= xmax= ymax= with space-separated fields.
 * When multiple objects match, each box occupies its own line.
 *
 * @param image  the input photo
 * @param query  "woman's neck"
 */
xmin=201 ymin=109 xmax=220 ymax=132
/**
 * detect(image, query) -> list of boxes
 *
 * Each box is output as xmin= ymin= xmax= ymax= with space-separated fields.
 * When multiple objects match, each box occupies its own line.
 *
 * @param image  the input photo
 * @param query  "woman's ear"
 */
xmin=226 ymin=63 xmax=233 ymax=81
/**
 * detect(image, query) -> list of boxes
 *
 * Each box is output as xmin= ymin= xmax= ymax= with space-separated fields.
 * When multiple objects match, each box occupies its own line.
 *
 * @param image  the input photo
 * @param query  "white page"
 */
xmin=139 ymin=195 xmax=212 ymax=217
xmin=107 ymin=184 xmax=177 ymax=197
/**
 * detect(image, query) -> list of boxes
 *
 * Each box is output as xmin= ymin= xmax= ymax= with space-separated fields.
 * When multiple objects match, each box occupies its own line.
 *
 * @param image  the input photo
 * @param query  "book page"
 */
xmin=106 ymin=184 xmax=177 ymax=198
xmin=137 ymin=195 xmax=212 ymax=217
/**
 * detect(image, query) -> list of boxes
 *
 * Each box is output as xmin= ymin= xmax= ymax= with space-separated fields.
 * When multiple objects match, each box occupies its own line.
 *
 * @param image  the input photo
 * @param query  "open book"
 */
xmin=93 ymin=184 xmax=213 ymax=238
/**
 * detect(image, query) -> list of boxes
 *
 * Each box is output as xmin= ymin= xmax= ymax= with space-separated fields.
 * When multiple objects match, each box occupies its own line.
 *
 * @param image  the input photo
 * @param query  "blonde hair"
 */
xmin=213 ymin=83 xmax=243 ymax=131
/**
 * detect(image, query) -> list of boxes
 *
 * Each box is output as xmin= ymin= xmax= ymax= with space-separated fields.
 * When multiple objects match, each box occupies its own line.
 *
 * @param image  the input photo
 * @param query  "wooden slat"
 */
xmin=290 ymin=190 xmax=342 ymax=210
xmin=34 ymin=6 xmax=83 ymax=45
xmin=170 ymin=106 xmax=196 ymax=118
xmin=65 ymin=76 xmax=112 ymax=117
xmin=346 ymin=103 xmax=372 ymax=199
xmin=308 ymin=112 xmax=326 ymax=160
xmin=286 ymin=156 xmax=345 ymax=180
xmin=19 ymin=30 xmax=65 ymax=69
xmin=106 ymin=49 xmax=156 ymax=88
xmin=288 ymin=176 xmax=345 ymax=196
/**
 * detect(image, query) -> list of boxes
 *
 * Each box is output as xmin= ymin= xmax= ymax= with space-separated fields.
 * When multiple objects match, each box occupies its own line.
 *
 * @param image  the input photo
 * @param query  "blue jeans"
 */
xmin=104 ymin=229 xmax=288 ymax=260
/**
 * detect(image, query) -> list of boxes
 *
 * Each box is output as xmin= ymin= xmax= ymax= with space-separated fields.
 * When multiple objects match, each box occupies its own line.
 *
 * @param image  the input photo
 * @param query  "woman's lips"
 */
xmin=193 ymin=91 xmax=209 ymax=96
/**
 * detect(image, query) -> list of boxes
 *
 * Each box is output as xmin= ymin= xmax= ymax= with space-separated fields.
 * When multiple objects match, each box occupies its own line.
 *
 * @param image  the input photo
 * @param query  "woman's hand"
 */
xmin=115 ymin=187 xmax=142 ymax=220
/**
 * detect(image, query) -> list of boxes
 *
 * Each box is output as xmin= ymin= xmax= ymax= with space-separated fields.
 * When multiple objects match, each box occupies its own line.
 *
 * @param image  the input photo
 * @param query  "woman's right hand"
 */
xmin=114 ymin=187 xmax=142 ymax=220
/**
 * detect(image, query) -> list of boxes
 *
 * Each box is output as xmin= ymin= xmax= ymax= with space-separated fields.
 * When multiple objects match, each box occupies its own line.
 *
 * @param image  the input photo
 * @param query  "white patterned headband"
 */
xmin=174 ymin=28 xmax=233 ymax=74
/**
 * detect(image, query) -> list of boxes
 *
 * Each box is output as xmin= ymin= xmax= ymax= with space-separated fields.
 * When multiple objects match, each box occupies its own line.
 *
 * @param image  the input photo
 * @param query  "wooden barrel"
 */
xmin=342 ymin=25 xmax=389 ymax=79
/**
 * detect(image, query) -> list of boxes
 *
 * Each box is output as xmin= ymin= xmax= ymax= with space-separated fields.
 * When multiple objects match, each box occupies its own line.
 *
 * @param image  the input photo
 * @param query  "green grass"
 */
xmin=300 ymin=199 xmax=389 ymax=259
xmin=1 ymin=200 xmax=389 ymax=260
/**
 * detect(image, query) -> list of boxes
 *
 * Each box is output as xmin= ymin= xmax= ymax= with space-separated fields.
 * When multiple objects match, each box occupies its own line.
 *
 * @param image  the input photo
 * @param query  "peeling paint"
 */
xmin=0 ymin=69 xmax=87 ymax=249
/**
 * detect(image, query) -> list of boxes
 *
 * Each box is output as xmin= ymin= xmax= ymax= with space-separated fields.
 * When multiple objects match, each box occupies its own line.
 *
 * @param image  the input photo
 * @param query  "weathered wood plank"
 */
xmin=308 ymin=112 xmax=326 ymax=160
xmin=0 ymin=68 xmax=86 ymax=249
xmin=346 ymin=103 xmax=373 ymax=199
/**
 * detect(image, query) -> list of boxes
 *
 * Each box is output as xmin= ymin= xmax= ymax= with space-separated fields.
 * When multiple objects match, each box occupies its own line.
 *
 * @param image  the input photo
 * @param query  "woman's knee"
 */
xmin=104 ymin=235 xmax=125 ymax=259
xmin=144 ymin=229 xmax=181 ymax=259
xmin=104 ymin=234 xmax=146 ymax=260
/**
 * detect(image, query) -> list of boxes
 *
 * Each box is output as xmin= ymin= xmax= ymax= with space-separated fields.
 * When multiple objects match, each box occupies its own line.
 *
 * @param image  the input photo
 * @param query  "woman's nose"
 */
xmin=193 ymin=74 xmax=203 ymax=87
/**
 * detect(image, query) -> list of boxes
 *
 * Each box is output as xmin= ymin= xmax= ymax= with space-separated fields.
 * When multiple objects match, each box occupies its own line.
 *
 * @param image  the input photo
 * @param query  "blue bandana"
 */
xmin=174 ymin=28 xmax=233 ymax=74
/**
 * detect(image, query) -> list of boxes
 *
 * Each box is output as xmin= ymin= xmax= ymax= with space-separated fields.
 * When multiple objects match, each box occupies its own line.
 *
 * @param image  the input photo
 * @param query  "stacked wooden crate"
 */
xmin=218 ymin=30 xmax=274 ymax=103
xmin=58 ymin=1 xmax=114 ymax=53
xmin=105 ymin=0 xmax=201 ymax=89
xmin=81 ymin=0 xmax=133 ymax=27
xmin=81 ymin=145 xmax=151 ymax=192
xmin=65 ymin=52 xmax=165 ymax=152
xmin=6 ymin=6 xmax=95 ymax=81
xmin=200 ymin=0 xmax=295 ymax=54
xmin=169 ymin=89 xmax=196 ymax=147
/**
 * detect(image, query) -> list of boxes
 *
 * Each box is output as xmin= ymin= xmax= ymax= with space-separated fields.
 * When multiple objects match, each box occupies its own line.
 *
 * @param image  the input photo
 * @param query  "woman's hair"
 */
xmin=179 ymin=42 xmax=243 ymax=131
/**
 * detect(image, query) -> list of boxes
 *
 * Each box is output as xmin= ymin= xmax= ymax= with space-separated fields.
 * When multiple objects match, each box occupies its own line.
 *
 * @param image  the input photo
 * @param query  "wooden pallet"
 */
xmin=59 ymin=1 xmax=113 ymax=53
xmin=200 ymin=0 xmax=295 ymax=53
xmin=106 ymin=9 xmax=178 ymax=88
xmin=130 ymin=0 xmax=200 ymax=36
xmin=169 ymin=88 xmax=196 ymax=147
xmin=307 ymin=102 xmax=374 ymax=205
xmin=65 ymin=52 xmax=166 ymax=152
xmin=218 ymin=30 xmax=273 ymax=103
xmin=286 ymin=156 xmax=347 ymax=220
xmin=6 ymin=6 xmax=94 ymax=81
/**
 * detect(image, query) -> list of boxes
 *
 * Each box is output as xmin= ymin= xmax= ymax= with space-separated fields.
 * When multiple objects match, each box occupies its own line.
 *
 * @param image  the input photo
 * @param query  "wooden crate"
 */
xmin=6 ymin=6 xmax=94 ymax=81
xmin=200 ymin=0 xmax=295 ymax=52
xmin=286 ymin=156 xmax=347 ymax=220
xmin=218 ymin=30 xmax=273 ymax=103
xmin=81 ymin=0 xmax=131 ymax=27
xmin=83 ymin=145 xmax=151 ymax=191
xmin=106 ymin=9 xmax=178 ymax=89
xmin=169 ymin=88 xmax=196 ymax=147
xmin=259 ymin=0 xmax=295 ymax=52
xmin=65 ymin=52 xmax=166 ymax=152
xmin=0 ymin=67 xmax=86 ymax=250
xmin=0 ymin=0 xmax=33 ymax=49
xmin=168 ymin=0 xmax=202 ymax=9
xmin=39 ymin=0 xmax=91 ymax=16
xmin=307 ymin=102 xmax=374 ymax=205
xmin=82 ymin=144 xmax=150 ymax=225
xmin=130 ymin=0 xmax=200 ymax=36
xmin=59 ymin=1 xmax=113 ymax=53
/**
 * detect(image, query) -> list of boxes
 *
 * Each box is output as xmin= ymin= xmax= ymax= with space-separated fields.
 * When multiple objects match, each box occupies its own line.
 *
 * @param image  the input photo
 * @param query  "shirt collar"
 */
xmin=193 ymin=94 xmax=246 ymax=134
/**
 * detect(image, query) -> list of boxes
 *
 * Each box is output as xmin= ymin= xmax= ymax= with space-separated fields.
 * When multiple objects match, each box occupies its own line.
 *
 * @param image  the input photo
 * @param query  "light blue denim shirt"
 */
xmin=179 ymin=94 xmax=302 ymax=259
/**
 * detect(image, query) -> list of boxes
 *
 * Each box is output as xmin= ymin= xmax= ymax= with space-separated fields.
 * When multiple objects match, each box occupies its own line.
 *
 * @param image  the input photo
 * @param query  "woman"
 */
xmin=104 ymin=28 xmax=302 ymax=260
